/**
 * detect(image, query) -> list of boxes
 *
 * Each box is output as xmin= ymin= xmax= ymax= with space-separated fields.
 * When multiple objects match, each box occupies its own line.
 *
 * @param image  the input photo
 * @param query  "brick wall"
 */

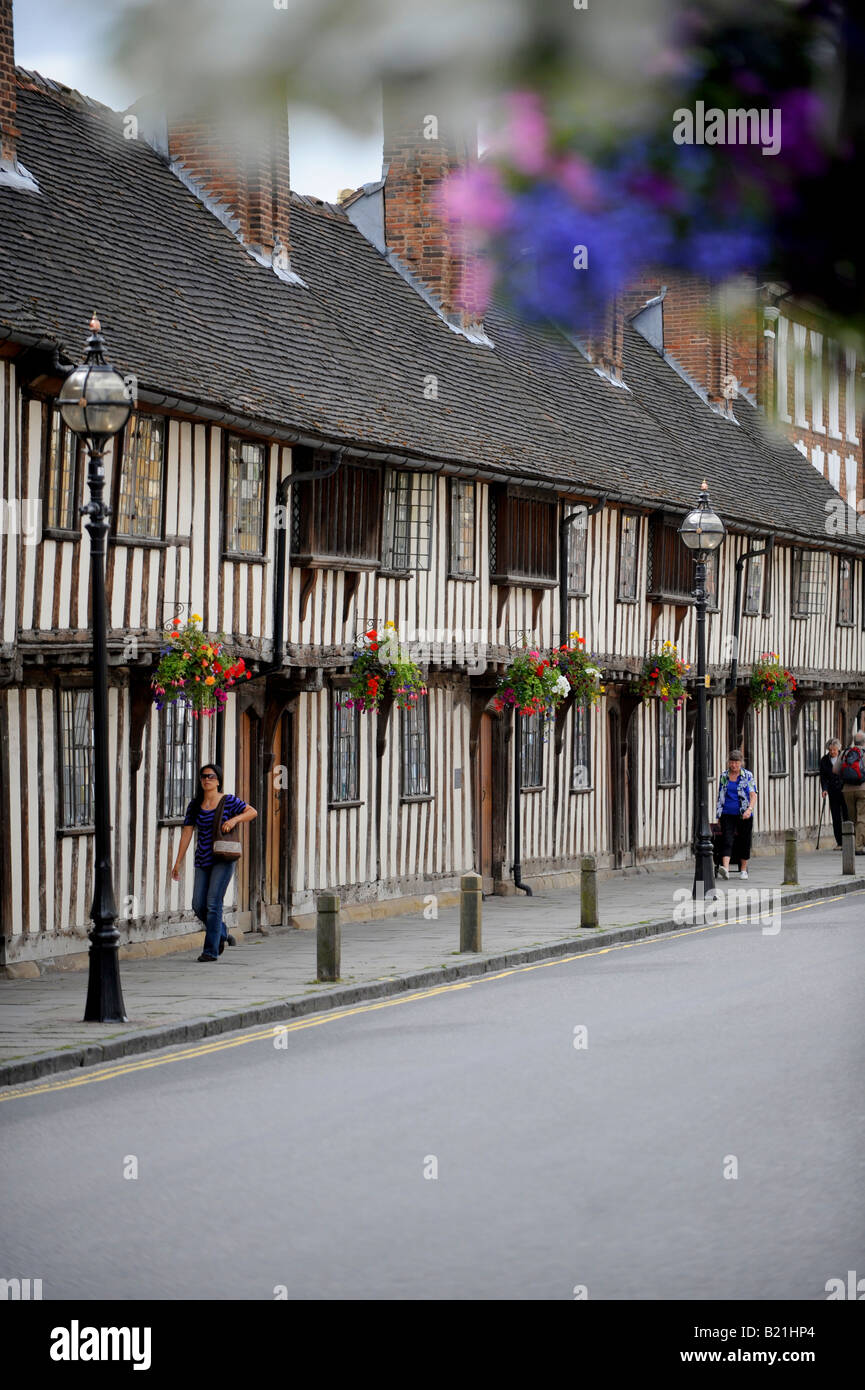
xmin=0 ymin=0 xmax=20 ymax=165
xmin=168 ymin=106 xmax=291 ymax=265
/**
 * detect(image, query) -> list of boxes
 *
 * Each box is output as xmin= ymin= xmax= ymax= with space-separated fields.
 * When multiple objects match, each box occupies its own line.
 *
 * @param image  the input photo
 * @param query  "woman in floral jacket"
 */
xmin=715 ymin=751 xmax=758 ymax=879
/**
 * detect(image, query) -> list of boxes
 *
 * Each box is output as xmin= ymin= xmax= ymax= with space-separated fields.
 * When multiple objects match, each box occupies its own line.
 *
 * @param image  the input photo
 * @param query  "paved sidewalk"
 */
xmin=1 ymin=850 xmax=862 ymax=1085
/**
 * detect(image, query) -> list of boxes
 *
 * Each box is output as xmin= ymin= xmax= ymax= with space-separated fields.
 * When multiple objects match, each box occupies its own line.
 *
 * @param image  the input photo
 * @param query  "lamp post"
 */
xmin=679 ymin=480 xmax=726 ymax=901
xmin=58 ymin=316 xmax=133 ymax=1021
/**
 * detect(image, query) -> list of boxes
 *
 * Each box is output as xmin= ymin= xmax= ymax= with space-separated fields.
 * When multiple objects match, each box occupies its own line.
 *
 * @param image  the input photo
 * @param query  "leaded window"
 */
xmin=571 ymin=705 xmax=592 ymax=790
xmin=802 ymin=702 xmax=820 ymax=774
xmin=161 ymin=701 xmax=197 ymax=818
xmin=448 ymin=479 xmax=475 ymax=576
xmin=838 ymin=557 xmax=854 ymax=624
xmin=331 ymin=695 xmax=360 ymax=804
xmin=116 ymin=413 xmax=165 ymax=538
xmin=658 ymin=701 xmax=677 ymax=786
xmin=617 ymin=513 xmax=639 ymax=601
xmin=566 ymin=508 xmax=589 ymax=595
xmin=490 ymin=489 xmax=557 ymax=583
xmin=401 ymin=694 xmax=430 ymax=797
xmin=520 ymin=712 xmax=545 ymax=789
xmin=769 ymin=705 xmax=787 ymax=774
xmin=382 ymin=470 xmax=434 ymax=571
xmin=45 ymin=407 xmax=81 ymax=531
xmin=792 ymin=548 xmax=828 ymax=616
xmin=59 ymin=688 xmax=94 ymax=827
xmin=744 ymin=551 xmax=763 ymax=615
xmin=225 ymin=436 xmax=266 ymax=555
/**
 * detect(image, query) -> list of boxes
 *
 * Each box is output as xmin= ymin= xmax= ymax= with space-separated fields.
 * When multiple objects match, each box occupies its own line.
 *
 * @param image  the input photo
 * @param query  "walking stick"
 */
xmin=816 ymin=792 xmax=826 ymax=850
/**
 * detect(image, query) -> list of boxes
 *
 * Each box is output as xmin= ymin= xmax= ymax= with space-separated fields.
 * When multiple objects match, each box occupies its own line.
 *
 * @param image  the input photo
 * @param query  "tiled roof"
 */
xmin=0 ymin=75 xmax=860 ymax=549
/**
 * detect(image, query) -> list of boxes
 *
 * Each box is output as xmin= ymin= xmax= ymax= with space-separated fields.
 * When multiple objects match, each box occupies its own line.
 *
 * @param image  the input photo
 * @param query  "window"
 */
xmin=792 ymin=549 xmax=828 ymax=616
xmin=292 ymin=458 xmax=382 ymax=565
xmin=330 ymin=694 xmax=360 ymax=804
xmin=59 ymin=688 xmax=93 ymax=827
xmin=802 ymin=703 xmax=820 ymax=774
xmin=648 ymin=516 xmax=718 ymax=604
xmin=401 ymin=694 xmax=430 ymax=798
xmin=571 ymin=705 xmax=592 ymax=790
xmin=566 ymin=507 xmax=589 ymax=595
xmin=657 ymin=701 xmax=678 ymax=786
xmin=838 ymin=557 xmax=854 ymax=625
xmin=448 ymin=479 xmax=475 ymax=576
xmin=225 ymin=436 xmax=266 ymax=555
xmin=769 ymin=705 xmax=787 ymax=775
xmin=116 ymin=413 xmax=165 ymax=538
xmin=45 ymin=407 xmax=81 ymax=531
xmin=704 ymin=551 xmax=720 ymax=610
xmin=382 ymin=470 xmax=434 ymax=571
xmin=490 ymin=489 xmax=557 ymax=584
xmin=520 ymin=711 xmax=545 ymax=788
xmin=743 ymin=551 xmax=763 ymax=614
xmin=617 ymin=513 xmax=640 ymax=601
xmin=161 ymin=701 xmax=197 ymax=818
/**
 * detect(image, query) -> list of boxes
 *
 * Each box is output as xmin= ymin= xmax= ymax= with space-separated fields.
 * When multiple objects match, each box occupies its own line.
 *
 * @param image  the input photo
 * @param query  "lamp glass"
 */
xmin=58 ymin=364 xmax=132 ymax=440
xmin=679 ymin=505 xmax=725 ymax=553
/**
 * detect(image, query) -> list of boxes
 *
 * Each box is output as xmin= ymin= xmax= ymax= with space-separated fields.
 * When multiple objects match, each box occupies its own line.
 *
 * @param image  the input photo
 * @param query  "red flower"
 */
xmin=578 ymin=637 xmax=585 ymax=646
xmin=366 ymin=630 xmax=377 ymax=640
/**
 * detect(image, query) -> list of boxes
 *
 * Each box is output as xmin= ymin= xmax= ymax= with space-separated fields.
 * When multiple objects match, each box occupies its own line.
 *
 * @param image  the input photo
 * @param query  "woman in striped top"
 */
xmin=171 ymin=763 xmax=258 ymax=961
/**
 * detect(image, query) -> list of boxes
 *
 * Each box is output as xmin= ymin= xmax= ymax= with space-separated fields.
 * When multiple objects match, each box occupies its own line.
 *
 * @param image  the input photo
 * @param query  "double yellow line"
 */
xmin=2 ymin=889 xmax=857 ymax=1103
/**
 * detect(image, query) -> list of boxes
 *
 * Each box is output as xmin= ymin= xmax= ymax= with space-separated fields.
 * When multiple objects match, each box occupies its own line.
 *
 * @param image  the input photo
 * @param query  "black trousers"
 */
xmin=720 ymin=812 xmax=753 ymax=862
xmin=827 ymin=790 xmax=845 ymax=846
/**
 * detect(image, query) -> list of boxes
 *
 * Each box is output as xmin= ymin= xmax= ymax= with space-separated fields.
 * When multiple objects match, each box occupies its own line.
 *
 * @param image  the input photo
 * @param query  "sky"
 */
xmin=12 ymin=0 xmax=383 ymax=202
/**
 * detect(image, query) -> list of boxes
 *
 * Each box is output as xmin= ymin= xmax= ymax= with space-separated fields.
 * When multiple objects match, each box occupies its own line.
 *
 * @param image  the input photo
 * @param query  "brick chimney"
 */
xmin=660 ymin=272 xmax=729 ymax=410
xmin=381 ymin=89 xmax=481 ymax=331
xmin=0 ymin=0 xmax=19 ymax=165
xmin=164 ymin=101 xmax=296 ymax=280
xmin=584 ymin=298 xmax=625 ymax=385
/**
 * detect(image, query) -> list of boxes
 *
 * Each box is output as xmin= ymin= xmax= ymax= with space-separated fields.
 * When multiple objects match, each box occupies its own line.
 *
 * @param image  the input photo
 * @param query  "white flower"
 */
xmin=585 ymin=665 xmax=601 ymax=680
xmin=553 ymin=674 xmax=571 ymax=697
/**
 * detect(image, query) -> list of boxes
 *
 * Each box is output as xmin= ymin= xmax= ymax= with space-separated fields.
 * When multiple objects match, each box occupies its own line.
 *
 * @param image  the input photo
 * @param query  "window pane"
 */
xmin=401 ymin=694 xmax=430 ymax=797
xmin=60 ymin=688 xmax=94 ymax=826
xmin=331 ymin=696 xmax=360 ymax=803
xmin=520 ymin=712 xmax=545 ymax=789
xmin=449 ymin=480 xmax=475 ymax=575
xmin=618 ymin=514 xmax=639 ymax=600
xmin=769 ymin=706 xmax=787 ymax=774
xmin=47 ymin=409 xmax=79 ymax=530
xmin=803 ymin=703 xmax=820 ymax=773
xmin=117 ymin=413 xmax=165 ymax=539
xmin=226 ymin=437 xmax=265 ymax=554
xmin=162 ymin=701 xmax=197 ymax=818
xmin=658 ymin=702 xmax=677 ymax=785
xmin=383 ymin=470 xmax=434 ymax=570
xmin=571 ymin=705 xmax=591 ymax=789
xmin=744 ymin=552 xmax=763 ymax=614
xmin=492 ymin=492 xmax=557 ymax=581
xmin=793 ymin=549 xmax=827 ymax=616
xmin=567 ymin=509 xmax=588 ymax=594
xmin=838 ymin=558 xmax=853 ymax=623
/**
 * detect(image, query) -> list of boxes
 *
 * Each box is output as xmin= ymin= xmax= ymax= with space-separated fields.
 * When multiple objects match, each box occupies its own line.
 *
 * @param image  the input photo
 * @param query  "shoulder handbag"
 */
xmin=211 ymin=794 xmax=243 ymax=861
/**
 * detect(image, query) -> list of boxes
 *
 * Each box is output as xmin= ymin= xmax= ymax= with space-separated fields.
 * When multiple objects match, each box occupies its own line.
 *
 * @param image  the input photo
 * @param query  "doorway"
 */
xmin=265 ymin=709 xmax=291 ymax=923
xmin=608 ymin=706 xmax=637 ymax=868
xmin=476 ymin=711 xmax=494 ymax=893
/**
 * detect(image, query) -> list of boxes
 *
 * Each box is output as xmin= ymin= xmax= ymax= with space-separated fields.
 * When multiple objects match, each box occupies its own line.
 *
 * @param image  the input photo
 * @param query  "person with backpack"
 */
xmin=819 ymin=738 xmax=845 ymax=850
xmin=839 ymin=731 xmax=865 ymax=853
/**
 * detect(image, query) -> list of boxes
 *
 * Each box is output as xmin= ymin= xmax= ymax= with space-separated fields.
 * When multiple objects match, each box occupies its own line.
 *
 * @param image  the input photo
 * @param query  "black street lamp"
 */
xmin=679 ymin=480 xmax=726 ymax=901
xmin=58 ymin=316 xmax=133 ymax=1021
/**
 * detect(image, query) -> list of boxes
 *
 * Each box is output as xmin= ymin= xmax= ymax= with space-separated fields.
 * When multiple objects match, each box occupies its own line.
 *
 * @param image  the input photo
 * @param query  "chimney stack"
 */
xmin=381 ymin=89 xmax=481 ymax=332
xmin=661 ymin=272 xmax=734 ymax=415
xmin=0 ymin=0 xmax=19 ymax=166
xmin=165 ymin=100 xmax=295 ymax=279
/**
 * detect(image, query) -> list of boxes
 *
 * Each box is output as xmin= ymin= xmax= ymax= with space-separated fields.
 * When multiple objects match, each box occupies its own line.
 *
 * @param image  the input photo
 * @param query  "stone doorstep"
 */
xmin=1 ymin=874 xmax=863 ymax=1090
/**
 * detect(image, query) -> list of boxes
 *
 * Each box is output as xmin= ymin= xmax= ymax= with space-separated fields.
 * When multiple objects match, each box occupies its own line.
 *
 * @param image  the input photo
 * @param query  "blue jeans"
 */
xmin=192 ymin=861 xmax=236 ymax=959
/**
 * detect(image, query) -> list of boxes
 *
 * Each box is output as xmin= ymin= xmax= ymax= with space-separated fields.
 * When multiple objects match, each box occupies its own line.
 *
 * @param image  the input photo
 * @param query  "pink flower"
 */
xmin=556 ymin=154 xmax=602 ymax=209
xmin=441 ymin=165 xmax=512 ymax=234
xmin=501 ymin=91 xmax=549 ymax=176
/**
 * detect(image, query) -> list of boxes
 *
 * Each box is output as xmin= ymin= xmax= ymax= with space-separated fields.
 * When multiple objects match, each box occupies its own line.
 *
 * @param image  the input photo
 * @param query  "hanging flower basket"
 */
xmin=633 ymin=640 xmax=689 ymax=710
xmin=344 ymin=623 xmax=427 ymax=712
xmin=493 ymin=647 xmax=570 ymax=716
xmin=550 ymin=631 xmax=605 ymax=707
xmin=151 ymin=614 xmax=249 ymax=718
xmin=750 ymin=652 xmax=797 ymax=710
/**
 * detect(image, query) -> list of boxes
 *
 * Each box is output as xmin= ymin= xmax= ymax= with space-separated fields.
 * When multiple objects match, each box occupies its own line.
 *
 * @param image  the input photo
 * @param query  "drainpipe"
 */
xmin=559 ymin=495 xmax=607 ymax=646
xmin=271 ymin=449 xmax=343 ymax=672
xmin=512 ymin=706 xmax=532 ymax=895
xmin=726 ymin=541 xmax=770 ymax=694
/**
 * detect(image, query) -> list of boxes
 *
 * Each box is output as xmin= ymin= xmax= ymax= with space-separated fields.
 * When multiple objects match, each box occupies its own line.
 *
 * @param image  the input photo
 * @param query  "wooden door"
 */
xmin=477 ymin=712 xmax=494 ymax=892
xmin=609 ymin=707 xmax=637 ymax=869
xmin=236 ymin=709 xmax=260 ymax=925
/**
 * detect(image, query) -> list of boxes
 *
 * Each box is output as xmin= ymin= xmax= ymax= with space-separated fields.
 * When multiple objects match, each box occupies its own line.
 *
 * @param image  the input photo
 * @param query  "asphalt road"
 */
xmin=2 ymin=894 xmax=863 ymax=1301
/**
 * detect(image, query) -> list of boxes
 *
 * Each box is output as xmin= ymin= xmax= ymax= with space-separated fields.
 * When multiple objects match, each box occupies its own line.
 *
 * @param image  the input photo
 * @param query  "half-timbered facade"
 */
xmin=1 ymin=55 xmax=864 ymax=969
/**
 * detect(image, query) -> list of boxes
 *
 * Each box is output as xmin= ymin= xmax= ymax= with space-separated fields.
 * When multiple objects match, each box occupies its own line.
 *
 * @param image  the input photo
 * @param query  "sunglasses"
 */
xmin=200 ymin=773 xmax=218 ymax=781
